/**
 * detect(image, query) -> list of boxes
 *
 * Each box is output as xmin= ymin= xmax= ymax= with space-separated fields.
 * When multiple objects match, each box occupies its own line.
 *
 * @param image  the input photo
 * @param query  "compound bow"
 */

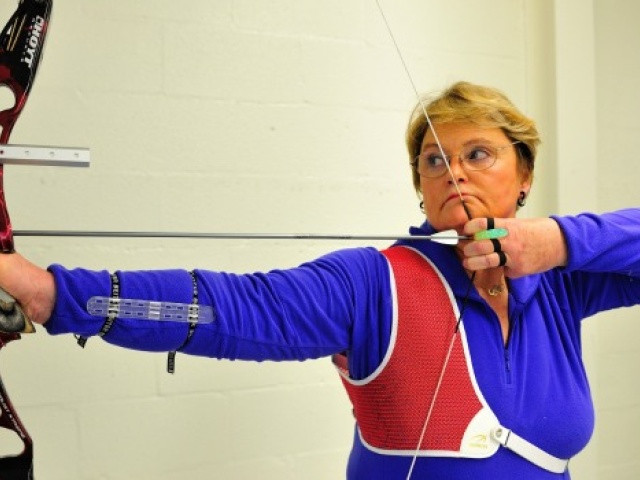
xmin=0 ymin=1 xmax=53 ymax=478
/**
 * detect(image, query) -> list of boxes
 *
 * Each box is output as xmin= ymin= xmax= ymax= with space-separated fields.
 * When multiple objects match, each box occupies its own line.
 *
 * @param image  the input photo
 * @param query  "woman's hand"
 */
xmin=462 ymin=217 xmax=568 ymax=278
xmin=0 ymin=253 xmax=55 ymax=326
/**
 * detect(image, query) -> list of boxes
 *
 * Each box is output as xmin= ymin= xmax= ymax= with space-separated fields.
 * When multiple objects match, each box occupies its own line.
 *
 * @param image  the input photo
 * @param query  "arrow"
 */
xmin=14 ymin=228 xmax=469 ymax=246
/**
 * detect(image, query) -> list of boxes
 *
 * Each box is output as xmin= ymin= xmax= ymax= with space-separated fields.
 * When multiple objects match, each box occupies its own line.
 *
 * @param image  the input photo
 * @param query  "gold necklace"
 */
xmin=486 ymin=284 xmax=506 ymax=296
xmin=467 ymin=270 xmax=508 ymax=297
xmin=472 ymin=279 xmax=507 ymax=296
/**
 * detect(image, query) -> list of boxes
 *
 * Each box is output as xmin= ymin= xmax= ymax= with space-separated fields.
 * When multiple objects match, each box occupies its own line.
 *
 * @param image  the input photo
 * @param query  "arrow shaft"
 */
xmin=13 ymin=229 xmax=468 ymax=243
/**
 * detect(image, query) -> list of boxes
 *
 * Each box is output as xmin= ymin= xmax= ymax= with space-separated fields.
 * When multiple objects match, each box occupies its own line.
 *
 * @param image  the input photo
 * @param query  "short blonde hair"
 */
xmin=406 ymin=81 xmax=540 ymax=193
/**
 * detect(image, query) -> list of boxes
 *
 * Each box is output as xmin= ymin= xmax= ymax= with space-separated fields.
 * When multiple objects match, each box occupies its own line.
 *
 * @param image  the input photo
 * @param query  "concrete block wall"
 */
xmin=593 ymin=1 xmax=640 ymax=478
xmin=0 ymin=0 xmax=635 ymax=478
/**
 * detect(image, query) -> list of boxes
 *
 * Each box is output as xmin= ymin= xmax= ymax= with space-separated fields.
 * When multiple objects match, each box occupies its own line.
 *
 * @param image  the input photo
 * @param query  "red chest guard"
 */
xmin=334 ymin=246 xmax=500 ymax=458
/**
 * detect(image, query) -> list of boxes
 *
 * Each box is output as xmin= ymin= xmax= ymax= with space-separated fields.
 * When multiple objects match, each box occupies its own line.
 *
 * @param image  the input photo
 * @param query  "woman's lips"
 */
xmin=444 ymin=193 xmax=470 ymax=206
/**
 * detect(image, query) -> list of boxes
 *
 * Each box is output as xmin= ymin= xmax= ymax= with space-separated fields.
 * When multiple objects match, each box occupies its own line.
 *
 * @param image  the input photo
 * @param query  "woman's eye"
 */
xmin=426 ymin=154 xmax=445 ymax=167
xmin=467 ymin=147 xmax=491 ymax=161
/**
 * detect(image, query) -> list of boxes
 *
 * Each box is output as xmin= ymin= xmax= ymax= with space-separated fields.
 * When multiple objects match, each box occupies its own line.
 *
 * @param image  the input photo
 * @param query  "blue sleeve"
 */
xmin=45 ymin=247 xmax=393 ymax=364
xmin=551 ymin=208 xmax=640 ymax=318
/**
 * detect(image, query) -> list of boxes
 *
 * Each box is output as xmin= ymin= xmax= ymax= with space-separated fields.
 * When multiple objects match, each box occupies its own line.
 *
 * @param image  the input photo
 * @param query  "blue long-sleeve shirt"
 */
xmin=45 ymin=209 xmax=640 ymax=479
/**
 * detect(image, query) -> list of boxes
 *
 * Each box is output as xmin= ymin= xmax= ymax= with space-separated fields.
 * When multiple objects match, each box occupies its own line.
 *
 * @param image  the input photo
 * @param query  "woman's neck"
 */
xmin=472 ymin=269 xmax=507 ymax=297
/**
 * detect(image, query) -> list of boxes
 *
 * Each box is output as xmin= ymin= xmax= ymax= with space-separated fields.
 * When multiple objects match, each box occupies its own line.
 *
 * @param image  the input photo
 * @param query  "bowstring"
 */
xmin=373 ymin=0 xmax=471 ymax=219
xmin=373 ymin=2 xmax=475 ymax=478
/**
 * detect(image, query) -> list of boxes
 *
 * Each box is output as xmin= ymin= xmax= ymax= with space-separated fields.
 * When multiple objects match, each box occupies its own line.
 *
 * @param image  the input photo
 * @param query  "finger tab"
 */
xmin=474 ymin=228 xmax=508 ymax=241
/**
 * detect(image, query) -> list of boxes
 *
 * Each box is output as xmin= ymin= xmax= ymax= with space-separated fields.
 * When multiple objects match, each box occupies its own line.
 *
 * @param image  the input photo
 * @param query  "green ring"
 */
xmin=474 ymin=228 xmax=508 ymax=241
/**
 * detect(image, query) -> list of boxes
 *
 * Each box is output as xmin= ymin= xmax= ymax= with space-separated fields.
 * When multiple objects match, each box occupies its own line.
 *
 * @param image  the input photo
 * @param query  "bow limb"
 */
xmin=0 ymin=333 xmax=33 ymax=480
xmin=0 ymin=0 xmax=52 ymax=336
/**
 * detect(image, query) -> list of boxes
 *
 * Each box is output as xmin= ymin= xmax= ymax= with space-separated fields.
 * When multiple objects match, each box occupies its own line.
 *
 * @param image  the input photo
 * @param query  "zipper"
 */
xmin=476 ymin=293 xmax=516 ymax=386
xmin=504 ymin=347 xmax=513 ymax=385
xmin=502 ymin=305 xmax=518 ymax=386
xmin=482 ymin=299 xmax=515 ymax=386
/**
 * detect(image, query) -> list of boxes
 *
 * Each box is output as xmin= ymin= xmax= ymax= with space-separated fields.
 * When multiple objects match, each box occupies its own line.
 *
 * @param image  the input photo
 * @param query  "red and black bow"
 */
xmin=0 ymin=0 xmax=53 ymax=478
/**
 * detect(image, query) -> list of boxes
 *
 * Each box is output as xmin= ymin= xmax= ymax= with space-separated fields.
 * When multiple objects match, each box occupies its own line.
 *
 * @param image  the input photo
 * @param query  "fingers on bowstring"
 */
xmin=464 ymin=217 xmax=508 ymax=239
xmin=463 ymin=217 xmax=488 ymax=236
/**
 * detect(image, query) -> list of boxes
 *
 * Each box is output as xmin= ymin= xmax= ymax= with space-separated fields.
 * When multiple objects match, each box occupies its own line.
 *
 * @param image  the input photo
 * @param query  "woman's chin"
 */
xmin=430 ymin=218 xmax=467 ymax=234
xmin=432 ymin=210 xmax=470 ymax=232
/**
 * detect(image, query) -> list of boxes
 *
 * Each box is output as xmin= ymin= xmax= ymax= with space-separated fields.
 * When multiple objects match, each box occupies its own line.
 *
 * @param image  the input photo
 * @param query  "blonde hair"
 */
xmin=406 ymin=81 xmax=540 ymax=193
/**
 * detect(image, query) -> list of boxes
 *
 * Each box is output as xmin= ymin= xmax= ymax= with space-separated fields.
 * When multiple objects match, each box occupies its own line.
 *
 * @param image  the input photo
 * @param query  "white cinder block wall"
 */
xmin=593 ymin=1 xmax=640 ymax=478
xmin=0 ymin=1 xmax=636 ymax=478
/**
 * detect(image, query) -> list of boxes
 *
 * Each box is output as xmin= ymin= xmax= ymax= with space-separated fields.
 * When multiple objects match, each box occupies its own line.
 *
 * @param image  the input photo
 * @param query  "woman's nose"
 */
xmin=446 ymin=155 xmax=467 ymax=182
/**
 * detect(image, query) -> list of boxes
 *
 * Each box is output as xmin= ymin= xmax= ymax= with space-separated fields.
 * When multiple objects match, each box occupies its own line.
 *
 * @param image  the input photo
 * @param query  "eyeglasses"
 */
xmin=412 ymin=141 xmax=520 ymax=178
